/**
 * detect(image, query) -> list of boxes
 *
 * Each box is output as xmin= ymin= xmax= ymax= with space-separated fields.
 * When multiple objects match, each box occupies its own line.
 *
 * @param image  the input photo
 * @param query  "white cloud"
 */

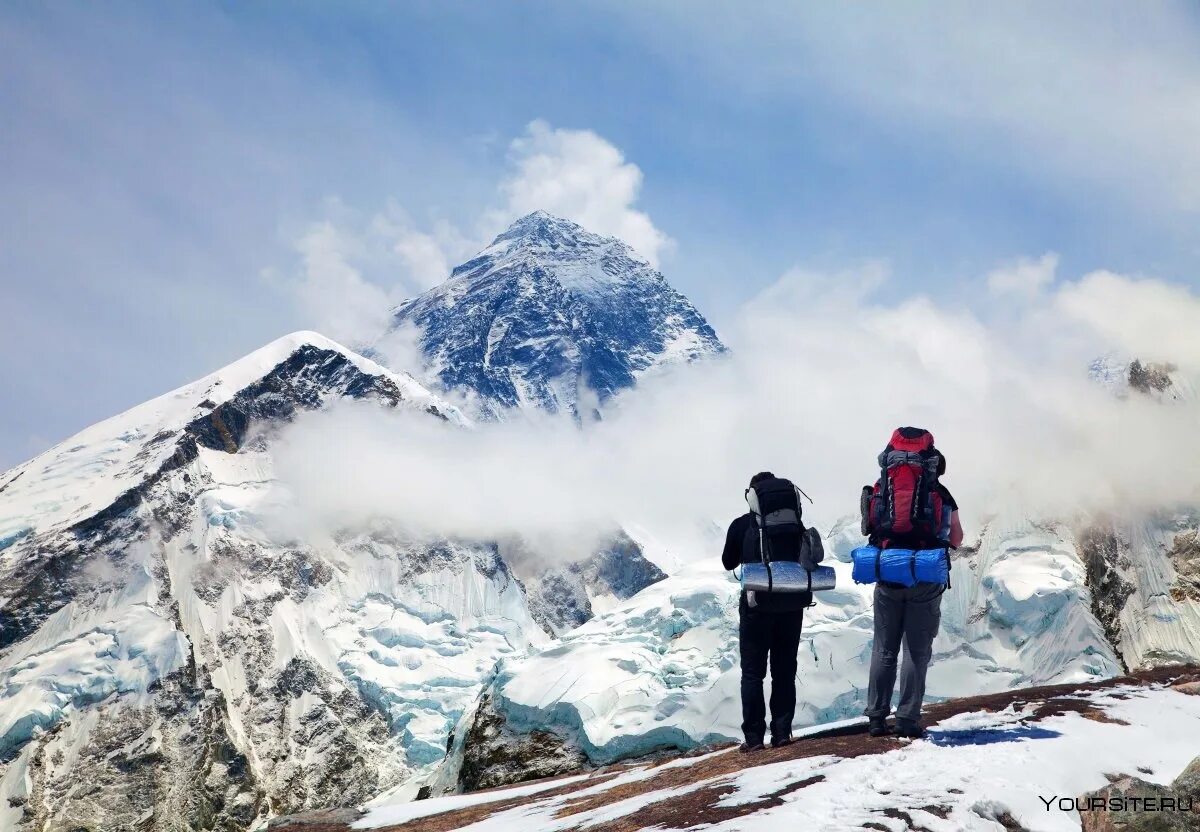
xmin=391 ymin=230 xmax=449 ymax=286
xmin=271 ymin=262 xmax=1200 ymax=565
xmin=987 ymin=253 xmax=1058 ymax=299
xmin=1055 ymin=270 xmax=1200 ymax=369
xmin=367 ymin=208 xmax=476 ymax=290
xmin=291 ymin=221 xmax=392 ymax=347
xmin=494 ymin=120 xmax=672 ymax=267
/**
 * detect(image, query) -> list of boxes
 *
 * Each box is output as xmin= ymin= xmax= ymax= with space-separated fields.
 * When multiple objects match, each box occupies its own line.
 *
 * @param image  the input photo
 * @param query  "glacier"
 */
xmin=474 ymin=515 xmax=1124 ymax=771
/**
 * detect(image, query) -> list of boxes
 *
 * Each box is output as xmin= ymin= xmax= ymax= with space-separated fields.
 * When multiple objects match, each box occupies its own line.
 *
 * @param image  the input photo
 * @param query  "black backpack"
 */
xmin=746 ymin=477 xmax=822 ymax=568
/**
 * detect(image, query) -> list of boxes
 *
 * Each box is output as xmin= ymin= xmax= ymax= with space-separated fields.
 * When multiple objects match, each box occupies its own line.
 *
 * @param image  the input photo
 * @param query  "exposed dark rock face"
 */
xmin=186 ymin=344 xmax=447 ymax=455
xmin=516 ymin=533 xmax=666 ymax=636
xmin=1078 ymin=526 xmax=1135 ymax=669
xmin=18 ymin=670 xmax=264 ymax=832
xmin=1168 ymin=529 xmax=1200 ymax=603
xmin=1128 ymin=359 xmax=1178 ymax=396
xmin=457 ymin=696 xmax=588 ymax=793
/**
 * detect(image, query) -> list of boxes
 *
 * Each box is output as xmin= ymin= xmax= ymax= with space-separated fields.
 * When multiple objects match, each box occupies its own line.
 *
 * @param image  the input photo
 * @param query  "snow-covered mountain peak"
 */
xmin=466 ymin=211 xmax=653 ymax=286
xmin=1088 ymin=353 xmax=1196 ymax=403
xmin=0 ymin=331 xmax=463 ymax=549
xmin=390 ymin=213 xmax=725 ymax=416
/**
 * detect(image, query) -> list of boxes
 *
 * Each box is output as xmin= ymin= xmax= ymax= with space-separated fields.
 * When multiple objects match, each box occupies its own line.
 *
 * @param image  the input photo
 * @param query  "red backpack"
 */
xmin=860 ymin=427 xmax=948 ymax=549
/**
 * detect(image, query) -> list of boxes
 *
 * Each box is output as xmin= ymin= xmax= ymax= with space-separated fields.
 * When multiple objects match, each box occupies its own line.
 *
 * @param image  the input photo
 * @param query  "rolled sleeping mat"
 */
xmin=741 ymin=562 xmax=837 ymax=593
xmin=850 ymin=545 xmax=949 ymax=586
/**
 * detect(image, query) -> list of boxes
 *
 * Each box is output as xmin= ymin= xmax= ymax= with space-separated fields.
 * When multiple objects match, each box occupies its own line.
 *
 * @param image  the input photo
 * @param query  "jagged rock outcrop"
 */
xmin=1079 ymin=525 xmax=1136 ymax=666
xmin=457 ymin=696 xmax=588 ymax=793
xmin=1076 ymin=512 xmax=1200 ymax=670
xmin=1078 ymin=753 xmax=1200 ymax=831
xmin=514 ymin=532 xmax=667 ymax=636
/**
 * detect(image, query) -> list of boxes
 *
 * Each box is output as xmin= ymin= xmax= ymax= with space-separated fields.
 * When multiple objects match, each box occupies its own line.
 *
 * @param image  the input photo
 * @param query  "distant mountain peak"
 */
xmin=390 ymin=213 xmax=724 ymax=417
xmin=456 ymin=211 xmax=652 ymax=286
xmin=496 ymin=210 xmax=595 ymax=241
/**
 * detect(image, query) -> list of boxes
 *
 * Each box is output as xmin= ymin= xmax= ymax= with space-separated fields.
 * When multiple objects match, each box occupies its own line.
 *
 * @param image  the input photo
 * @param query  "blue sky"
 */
xmin=4 ymin=2 xmax=1200 ymax=468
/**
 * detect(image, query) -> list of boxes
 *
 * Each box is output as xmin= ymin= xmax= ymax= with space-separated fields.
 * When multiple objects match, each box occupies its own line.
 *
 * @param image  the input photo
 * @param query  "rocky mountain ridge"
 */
xmin=0 ymin=332 xmax=664 ymax=831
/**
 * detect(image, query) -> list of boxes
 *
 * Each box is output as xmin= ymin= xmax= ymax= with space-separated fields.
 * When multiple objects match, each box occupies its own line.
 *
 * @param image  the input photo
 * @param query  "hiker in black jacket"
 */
xmin=721 ymin=471 xmax=810 ymax=752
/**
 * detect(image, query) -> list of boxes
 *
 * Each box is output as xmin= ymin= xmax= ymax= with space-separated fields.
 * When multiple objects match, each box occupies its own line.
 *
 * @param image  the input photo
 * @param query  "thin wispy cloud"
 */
xmin=611 ymin=2 xmax=1200 ymax=217
xmin=987 ymin=253 xmax=1059 ymax=300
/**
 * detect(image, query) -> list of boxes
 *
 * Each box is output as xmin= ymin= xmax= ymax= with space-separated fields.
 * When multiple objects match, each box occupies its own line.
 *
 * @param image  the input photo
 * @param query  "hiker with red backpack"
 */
xmin=856 ymin=428 xmax=963 ymax=739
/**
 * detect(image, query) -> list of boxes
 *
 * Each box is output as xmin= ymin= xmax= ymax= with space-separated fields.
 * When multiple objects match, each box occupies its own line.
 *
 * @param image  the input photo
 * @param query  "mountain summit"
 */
xmin=388 ymin=212 xmax=726 ymax=416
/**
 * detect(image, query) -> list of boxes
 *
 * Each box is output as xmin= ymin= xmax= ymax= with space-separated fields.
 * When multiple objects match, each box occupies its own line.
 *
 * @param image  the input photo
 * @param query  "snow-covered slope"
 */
xmin=0 ymin=332 xmax=665 ymax=831
xmin=387 ymin=211 xmax=726 ymax=417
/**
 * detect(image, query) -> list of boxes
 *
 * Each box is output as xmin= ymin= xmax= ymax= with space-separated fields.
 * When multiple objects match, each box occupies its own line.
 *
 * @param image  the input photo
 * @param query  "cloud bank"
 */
xmin=271 ymin=262 xmax=1200 ymax=563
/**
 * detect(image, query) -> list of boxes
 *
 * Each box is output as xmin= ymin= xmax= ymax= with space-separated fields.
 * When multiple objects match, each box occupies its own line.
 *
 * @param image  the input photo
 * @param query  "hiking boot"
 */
xmin=770 ymin=734 xmax=794 ymax=749
xmin=894 ymin=720 xmax=926 ymax=739
xmin=738 ymin=740 xmax=765 ymax=753
xmin=867 ymin=717 xmax=890 ymax=737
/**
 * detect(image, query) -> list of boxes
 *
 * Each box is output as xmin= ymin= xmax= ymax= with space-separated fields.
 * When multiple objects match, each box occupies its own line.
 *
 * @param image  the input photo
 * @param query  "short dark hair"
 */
xmin=935 ymin=451 xmax=946 ymax=476
xmin=750 ymin=471 xmax=775 ymax=486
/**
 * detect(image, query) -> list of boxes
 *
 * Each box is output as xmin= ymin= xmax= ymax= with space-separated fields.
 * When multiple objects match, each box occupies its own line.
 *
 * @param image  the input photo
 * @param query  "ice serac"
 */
xmin=0 ymin=333 xmax=550 ymax=830
xmin=471 ymin=519 xmax=1122 ymax=779
xmin=388 ymin=211 xmax=726 ymax=417
xmin=1080 ymin=510 xmax=1200 ymax=669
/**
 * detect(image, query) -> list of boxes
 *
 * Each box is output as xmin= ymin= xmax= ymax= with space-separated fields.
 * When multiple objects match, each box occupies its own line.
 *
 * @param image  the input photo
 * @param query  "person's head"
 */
xmin=749 ymin=471 xmax=775 ymax=487
xmin=935 ymin=450 xmax=947 ymax=476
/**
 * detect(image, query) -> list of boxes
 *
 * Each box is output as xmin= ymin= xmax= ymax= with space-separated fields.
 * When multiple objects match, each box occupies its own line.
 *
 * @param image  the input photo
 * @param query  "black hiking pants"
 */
xmin=739 ymin=598 xmax=804 ymax=744
xmin=865 ymin=582 xmax=943 ymax=724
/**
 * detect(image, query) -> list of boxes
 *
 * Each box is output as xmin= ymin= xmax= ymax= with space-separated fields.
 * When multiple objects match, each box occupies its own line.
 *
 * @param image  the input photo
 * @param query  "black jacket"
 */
xmin=721 ymin=513 xmax=756 ymax=571
xmin=722 ymin=513 xmax=811 ymax=612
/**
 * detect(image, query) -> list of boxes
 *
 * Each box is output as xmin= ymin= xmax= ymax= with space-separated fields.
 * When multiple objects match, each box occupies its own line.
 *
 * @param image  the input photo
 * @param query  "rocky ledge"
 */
xmin=270 ymin=665 xmax=1200 ymax=832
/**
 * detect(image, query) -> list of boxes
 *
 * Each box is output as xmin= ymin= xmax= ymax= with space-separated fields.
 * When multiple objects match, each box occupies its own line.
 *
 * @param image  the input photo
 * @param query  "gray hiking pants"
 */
xmin=865 ymin=582 xmax=943 ymax=724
